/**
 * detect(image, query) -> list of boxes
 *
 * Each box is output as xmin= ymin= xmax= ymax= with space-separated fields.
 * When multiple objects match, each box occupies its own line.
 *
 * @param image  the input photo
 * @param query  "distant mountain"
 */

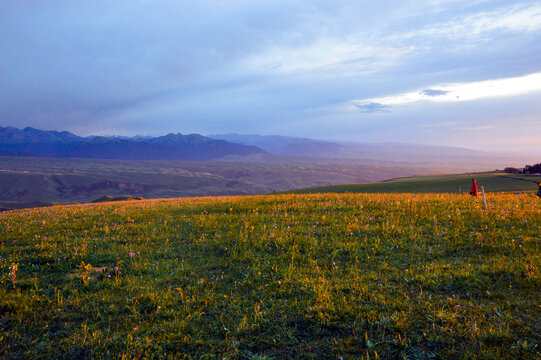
xmin=342 ymin=141 xmax=484 ymax=156
xmin=0 ymin=126 xmax=80 ymax=144
xmin=338 ymin=141 xmax=489 ymax=162
xmin=209 ymin=134 xmax=511 ymax=164
xmin=146 ymin=133 xmax=263 ymax=159
xmin=208 ymin=134 xmax=340 ymax=157
xmin=0 ymin=127 xmax=265 ymax=161
xmin=0 ymin=127 xmax=527 ymax=166
xmin=209 ymin=134 xmax=353 ymax=157
xmin=94 ymin=134 xmax=154 ymax=141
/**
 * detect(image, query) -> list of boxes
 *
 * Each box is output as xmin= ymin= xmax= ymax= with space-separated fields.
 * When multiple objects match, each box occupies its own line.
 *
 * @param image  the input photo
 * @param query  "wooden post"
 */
xmin=481 ymin=186 xmax=488 ymax=211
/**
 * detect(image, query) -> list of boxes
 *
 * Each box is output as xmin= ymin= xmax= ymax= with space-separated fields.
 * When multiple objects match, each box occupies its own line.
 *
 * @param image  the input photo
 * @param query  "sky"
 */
xmin=1 ymin=0 xmax=540 ymax=154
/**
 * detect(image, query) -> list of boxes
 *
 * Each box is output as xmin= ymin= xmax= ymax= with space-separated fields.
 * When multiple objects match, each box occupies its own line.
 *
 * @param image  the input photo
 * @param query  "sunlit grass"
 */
xmin=1 ymin=193 xmax=540 ymax=359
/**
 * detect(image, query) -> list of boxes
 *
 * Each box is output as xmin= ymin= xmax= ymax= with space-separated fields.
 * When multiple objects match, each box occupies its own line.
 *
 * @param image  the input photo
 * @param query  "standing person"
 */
xmin=470 ymin=178 xmax=478 ymax=196
xmin=537 ymin=181 xmax=541 ymax=198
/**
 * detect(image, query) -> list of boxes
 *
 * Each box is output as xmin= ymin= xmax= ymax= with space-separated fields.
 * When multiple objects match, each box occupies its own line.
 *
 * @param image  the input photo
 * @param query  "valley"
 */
xmin=0 ymin=156 xmax=445 ymax=209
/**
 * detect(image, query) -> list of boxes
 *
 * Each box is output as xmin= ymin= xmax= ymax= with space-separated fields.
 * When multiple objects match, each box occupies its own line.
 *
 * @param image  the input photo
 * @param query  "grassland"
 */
xmin=1 ymin=193 xmax=540 ymax=359
xmin=288 ymin=172 xmax=540 ymax=195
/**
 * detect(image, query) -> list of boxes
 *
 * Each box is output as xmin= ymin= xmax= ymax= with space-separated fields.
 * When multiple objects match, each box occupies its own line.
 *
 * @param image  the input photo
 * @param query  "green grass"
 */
xmin=0 ymin=193 xmax=540 ymax=359
xmin=287 ymin=172 xmax=540 ymax=194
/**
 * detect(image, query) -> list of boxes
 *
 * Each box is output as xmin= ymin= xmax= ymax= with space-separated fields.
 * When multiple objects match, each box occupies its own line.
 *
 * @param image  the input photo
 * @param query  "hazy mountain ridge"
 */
xmin=209 ymin=134 xmax=341 ymax=156
xmin=0 ymin=126 xmax=80 ymax=144
xmin=0 ymin=126 xmax=265 ymax=161
xmin=209 ymin=133 xmax=525 ymax=165
xmin=1 ymin=126 xmax=531 ymax=168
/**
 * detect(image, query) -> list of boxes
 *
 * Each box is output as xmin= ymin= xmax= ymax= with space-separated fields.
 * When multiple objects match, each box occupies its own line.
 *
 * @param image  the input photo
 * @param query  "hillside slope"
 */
xmin=288 ymin=172 xmax=540 ymax=194
xmin=1 ymin=193 xmax=539 ymax=358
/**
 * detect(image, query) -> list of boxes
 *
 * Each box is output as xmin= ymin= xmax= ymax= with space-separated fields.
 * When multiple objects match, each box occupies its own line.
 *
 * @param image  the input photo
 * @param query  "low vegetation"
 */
xmin=1 ymin=193 xmax=540 ymax=359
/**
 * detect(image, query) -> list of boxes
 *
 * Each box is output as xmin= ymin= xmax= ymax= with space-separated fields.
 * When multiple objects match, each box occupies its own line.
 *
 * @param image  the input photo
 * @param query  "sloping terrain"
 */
xmin=1 ymin=193 xmax=539 ymax=358
xmin=288 ymin=172 xmax=540 ymax=194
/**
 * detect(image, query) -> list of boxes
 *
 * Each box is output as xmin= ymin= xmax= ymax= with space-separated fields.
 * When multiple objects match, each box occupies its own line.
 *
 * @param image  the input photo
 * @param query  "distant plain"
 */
xmin=0 ymin=155 xmax=450 ymax=210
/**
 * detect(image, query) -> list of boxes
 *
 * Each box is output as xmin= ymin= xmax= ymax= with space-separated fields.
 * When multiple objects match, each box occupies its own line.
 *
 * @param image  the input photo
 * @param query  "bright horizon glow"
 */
xmin=353 ymin=72 xmax=541 ymax=108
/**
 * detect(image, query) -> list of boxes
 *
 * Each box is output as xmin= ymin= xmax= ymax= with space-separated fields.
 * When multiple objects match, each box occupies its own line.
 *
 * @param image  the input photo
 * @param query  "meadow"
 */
xmin=0 ymin=193 xmax=540 ymax=359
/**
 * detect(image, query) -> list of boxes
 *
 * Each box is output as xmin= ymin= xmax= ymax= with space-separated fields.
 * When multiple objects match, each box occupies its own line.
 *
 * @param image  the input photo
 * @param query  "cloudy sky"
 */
xmin=1 ymin=0 xmax=540 ymax=153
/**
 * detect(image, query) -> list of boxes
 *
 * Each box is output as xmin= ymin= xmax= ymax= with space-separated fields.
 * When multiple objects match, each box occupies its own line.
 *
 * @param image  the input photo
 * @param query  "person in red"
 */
xmin=470 ymin=178 xmax=478 ymax=196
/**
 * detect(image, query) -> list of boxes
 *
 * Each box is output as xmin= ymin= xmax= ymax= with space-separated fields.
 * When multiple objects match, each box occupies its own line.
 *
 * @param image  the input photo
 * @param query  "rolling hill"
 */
xmin=287 ymin=172 xmax=540 ymax=194
xmin=1 ymin=192 xmax=539 ymax=358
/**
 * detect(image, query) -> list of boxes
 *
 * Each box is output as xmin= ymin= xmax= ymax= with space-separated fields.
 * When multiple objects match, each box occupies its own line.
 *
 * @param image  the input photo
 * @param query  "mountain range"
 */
xmin=0 ymin=126 xmax=264 ymax=161
xmin=0 ymin=126 xmax=531 ymax=168
xmin=208 ymin=134 xmax=496 ymax=163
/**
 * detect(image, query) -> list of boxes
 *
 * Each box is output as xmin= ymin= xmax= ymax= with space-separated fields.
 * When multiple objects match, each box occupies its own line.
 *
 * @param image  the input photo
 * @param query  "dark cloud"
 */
xmin=420 ymin=89 xmax=449 ymax=97
xmin=354 ymin=103 xmax=390 ymax=113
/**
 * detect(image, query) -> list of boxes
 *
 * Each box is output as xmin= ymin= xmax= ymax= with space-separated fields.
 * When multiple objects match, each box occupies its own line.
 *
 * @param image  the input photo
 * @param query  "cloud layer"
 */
xmin=0 ymin=0 xmax=540 ymax=153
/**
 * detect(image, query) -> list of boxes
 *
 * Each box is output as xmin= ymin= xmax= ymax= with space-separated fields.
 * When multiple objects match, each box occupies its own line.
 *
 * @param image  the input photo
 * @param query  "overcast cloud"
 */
xmin=1 ymin=0 xmax=540 ymax=153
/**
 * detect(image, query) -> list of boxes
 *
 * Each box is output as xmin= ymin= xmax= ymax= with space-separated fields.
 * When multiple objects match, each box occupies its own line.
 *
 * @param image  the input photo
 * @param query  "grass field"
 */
xmin=1 ymin=193 xmax=540 ymax=359
xmin=287 ymin=173 xmax=540 ymax=195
